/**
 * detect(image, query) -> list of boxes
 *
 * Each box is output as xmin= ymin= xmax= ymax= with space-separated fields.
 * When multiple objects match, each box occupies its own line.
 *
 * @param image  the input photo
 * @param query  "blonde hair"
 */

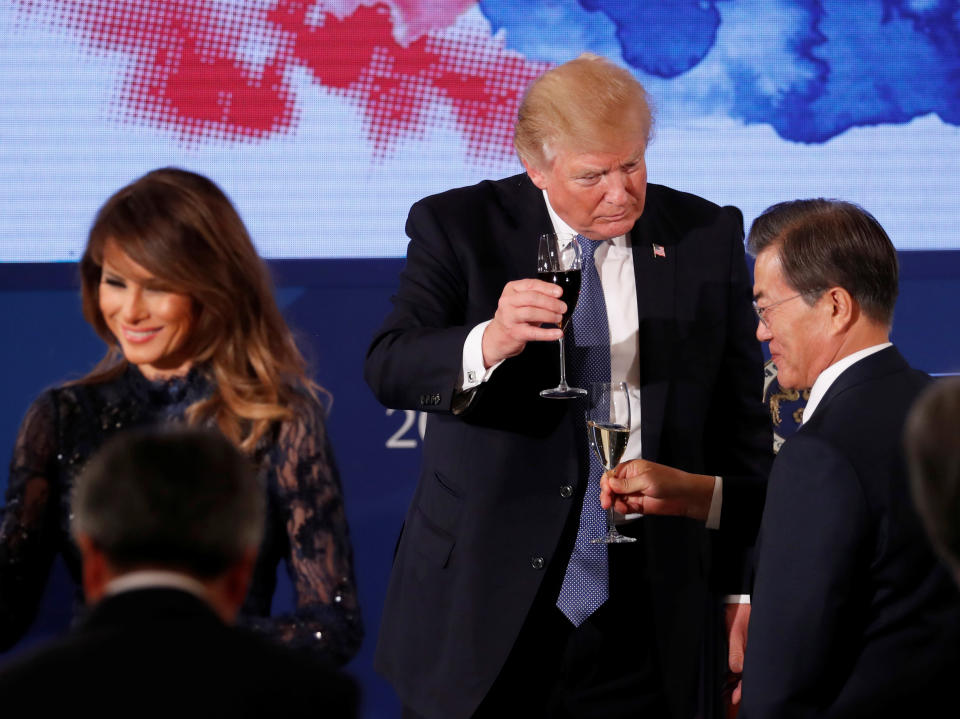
xmin=79 ymin=167 xmax=320 ymax=452
xmin=514 ymin=53 xmax=654 ymax=168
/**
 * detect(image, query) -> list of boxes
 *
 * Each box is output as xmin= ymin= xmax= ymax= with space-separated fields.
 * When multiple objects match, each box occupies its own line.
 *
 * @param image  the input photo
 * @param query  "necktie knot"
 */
xmin=575 ymin=234 xmax=603 ymax=262
xmin=567 ymin=235 xmax=610 ymax=358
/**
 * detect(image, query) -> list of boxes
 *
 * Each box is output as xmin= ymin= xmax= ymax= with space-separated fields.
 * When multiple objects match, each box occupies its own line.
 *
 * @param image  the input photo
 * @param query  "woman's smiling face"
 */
xmin=98 ymin=239 xmax=196 ymax=381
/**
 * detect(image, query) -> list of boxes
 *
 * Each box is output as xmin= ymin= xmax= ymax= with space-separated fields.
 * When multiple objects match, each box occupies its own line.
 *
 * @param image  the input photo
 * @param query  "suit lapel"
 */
xmin=630 ymin=193 xmax=677 ymax=463
xmin=493 ymin=173 xmax=555 ymax=281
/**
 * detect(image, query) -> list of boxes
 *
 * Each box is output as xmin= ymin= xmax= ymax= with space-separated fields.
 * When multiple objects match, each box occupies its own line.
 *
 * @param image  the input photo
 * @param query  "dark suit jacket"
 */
xmin=742 ymin=347 xmax=960 ymax=718
xmin=0 ymin=587 xmax=358 ymax=717
xmin=365 ymin=173 xmax=772 ymax=718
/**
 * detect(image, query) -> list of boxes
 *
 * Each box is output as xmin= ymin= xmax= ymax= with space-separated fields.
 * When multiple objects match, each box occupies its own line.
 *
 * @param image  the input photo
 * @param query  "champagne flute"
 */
xmin=587 ymin=381 xmax=636 ymax=544
xmin=538 ymin=232 xmax=585 ymax=398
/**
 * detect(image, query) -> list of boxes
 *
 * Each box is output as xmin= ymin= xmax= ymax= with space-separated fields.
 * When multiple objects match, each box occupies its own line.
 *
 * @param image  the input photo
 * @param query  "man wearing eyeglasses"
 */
xmin=740 ymin=199 xmax=960 ymax=717
xmin=606 ymin=198 xmax=960 ymax=717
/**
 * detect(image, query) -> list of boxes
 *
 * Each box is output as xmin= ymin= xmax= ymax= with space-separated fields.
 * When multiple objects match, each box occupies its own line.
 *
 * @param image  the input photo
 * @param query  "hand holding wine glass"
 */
xmin=588 ymin=381 xmax=636 ymax=544
xmin=539 ymin=232 xmax=585 ymax=398
xmin=478 ymin=259 xmax=569 ymax=370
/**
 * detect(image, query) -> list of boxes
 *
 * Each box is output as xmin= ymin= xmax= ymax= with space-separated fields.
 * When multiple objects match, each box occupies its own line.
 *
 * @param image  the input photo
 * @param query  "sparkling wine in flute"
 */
xmin=537 ymin=269 xmax=581 ymax=329
xmin=588 ymin=381 xmax=636 ymax=544
xmin=587 ymin=420 xmax=630 ymax=471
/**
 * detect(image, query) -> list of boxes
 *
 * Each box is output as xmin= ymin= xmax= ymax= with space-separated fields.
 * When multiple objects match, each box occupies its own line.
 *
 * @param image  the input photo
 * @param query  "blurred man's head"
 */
xmin=905 ymin=377 xmax=960 ymax=585
xmin=748 ymin=199 xmax=898 ymax=390
xmin=515 ymin=53 xmax=653 ymax=241
xmin=71 ymin=427 xmax=264 ymax=621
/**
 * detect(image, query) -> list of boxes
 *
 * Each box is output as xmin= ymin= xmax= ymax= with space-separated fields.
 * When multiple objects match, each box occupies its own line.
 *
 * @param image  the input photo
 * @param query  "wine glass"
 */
xmin=538 ymin=232 xmax=585 ymax=398
xmin=587 ymin=381 xmax=636 ymax=544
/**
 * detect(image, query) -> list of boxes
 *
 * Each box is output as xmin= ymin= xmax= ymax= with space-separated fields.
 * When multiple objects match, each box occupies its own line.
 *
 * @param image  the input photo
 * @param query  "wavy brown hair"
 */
xmin=79 ymin=167 xmax=319 ymax=452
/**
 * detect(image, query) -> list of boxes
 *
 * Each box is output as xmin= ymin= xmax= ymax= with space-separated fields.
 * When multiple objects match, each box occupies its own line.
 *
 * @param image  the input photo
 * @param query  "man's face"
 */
xmin=525 ymin=131 xmax=647 ymax=241
xmin=753 ymin=249 xmax=833 ymax=390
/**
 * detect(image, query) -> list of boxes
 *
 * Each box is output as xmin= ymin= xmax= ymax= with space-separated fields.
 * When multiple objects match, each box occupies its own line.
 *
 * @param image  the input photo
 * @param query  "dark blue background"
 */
xmin=1 ymin=251 xmax=958 ymax=717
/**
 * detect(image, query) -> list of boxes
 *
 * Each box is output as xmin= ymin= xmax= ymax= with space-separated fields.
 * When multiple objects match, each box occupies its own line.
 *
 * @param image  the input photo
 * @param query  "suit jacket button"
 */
xmin=559 ymin=485 xmax=573 ymax=498
xmin=530 ymin=556 xmax=545 ymax=570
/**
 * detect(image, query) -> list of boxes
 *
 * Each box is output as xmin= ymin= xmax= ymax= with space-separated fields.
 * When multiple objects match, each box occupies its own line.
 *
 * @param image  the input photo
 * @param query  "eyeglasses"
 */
xmin=752 ymin=294 xmax=803 ymax=328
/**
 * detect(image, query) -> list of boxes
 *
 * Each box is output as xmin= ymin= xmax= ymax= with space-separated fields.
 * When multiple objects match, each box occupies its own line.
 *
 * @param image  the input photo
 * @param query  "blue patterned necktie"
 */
xmin=555 ymin=234 xmax=611 ymax=626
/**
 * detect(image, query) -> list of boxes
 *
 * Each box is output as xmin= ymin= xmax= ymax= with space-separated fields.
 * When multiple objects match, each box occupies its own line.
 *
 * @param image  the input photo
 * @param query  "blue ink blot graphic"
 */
xmin=478 ymin=0 xmax=960 ymax=143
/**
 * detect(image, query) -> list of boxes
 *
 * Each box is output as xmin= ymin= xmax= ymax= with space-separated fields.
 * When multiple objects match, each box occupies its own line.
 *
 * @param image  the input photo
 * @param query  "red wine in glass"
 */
xmin=537 ymin=269 xmax=581 ymax=329
xmin=538 ymin=233 xmax=586 ymax=398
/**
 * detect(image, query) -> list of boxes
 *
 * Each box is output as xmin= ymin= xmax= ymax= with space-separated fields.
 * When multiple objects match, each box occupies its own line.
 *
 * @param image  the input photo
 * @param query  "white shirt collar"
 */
xmin=104 ymin=569 xmax=212 ymax=603
xmin=801 ymin=342 xmax=892 ymax=423
xmin=541 ymin=189 xmax=628 ymax=248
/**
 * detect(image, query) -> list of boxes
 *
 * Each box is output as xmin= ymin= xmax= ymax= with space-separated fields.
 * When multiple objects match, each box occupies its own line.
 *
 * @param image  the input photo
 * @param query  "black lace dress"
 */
xmin=0 ymin=364 xmax=362 ymax=665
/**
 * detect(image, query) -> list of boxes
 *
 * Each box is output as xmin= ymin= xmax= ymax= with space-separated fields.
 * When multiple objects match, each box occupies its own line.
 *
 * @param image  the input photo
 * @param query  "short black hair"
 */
xmin=72 ymin=427 xmax=264 ymax=577
xmin=747 ymin=199 xmax=899 ymax=325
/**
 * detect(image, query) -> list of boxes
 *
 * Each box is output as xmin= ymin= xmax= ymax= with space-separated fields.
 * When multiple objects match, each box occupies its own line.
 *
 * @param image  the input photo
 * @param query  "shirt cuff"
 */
xmin=459 ymin=320 xmax=504 ymax=390
xmin=724 ymin=595 xmax=751 ymax=604
xmin=705 ymin=475 xmax=723 ymax=530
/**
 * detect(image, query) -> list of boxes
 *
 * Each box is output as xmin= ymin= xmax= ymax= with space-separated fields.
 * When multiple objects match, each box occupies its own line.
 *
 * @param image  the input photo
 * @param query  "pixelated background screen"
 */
xmin=2 ymin=1 xmax=960 ymax=261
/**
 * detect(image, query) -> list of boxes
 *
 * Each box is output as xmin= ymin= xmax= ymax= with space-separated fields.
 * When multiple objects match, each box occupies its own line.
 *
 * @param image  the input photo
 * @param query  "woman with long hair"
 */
xmin=0 ymin=168 xmax=362 ymax=664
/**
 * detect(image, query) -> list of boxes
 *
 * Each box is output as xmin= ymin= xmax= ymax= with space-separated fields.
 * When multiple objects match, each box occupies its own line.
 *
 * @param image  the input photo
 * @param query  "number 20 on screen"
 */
xmin=384 ymin=409 xmax=427 ymax=449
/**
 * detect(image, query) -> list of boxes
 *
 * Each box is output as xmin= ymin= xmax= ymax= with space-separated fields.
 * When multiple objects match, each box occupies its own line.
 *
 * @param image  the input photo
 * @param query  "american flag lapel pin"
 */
xmin=652 ymin=243 xmax=666 ymax=258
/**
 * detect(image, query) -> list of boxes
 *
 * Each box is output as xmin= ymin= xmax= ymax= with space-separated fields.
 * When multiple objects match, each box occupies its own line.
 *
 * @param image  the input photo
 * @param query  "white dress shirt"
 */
xmin=458 ymin=191 xmax=724 ymax=528
xmin=104 ymin=569 xmax=212 ymax=602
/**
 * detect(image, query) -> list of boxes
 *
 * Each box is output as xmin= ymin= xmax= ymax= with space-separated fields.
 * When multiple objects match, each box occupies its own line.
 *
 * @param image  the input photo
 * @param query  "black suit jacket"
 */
xmin=741 ymin=347 xmax=960 ymax=718
xmin=365 ymin=174 xmax=772 ymax=718
xmin=0 ymin=588 xmax=358 ymax=717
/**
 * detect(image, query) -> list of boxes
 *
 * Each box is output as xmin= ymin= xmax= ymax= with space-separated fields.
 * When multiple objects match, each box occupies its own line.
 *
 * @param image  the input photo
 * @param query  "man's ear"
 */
xmin=522 ymin=157 xmax=549 ymax=191
xmin=209 ymin=548 xmax=257 ymax=624
xmin=825 ymin=286 xmax=857 ymax=332
xmin=77 ymin=533 xmax=110 ymax=605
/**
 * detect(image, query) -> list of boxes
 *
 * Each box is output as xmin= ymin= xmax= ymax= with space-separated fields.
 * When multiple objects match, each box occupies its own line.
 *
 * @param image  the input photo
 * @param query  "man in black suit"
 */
xmin=736 ymin=200 xmax=960 ymax=718
xmin=366 ymin=53 xmax=771 ymax=718
xmin=0 ymin=427 xmax=357 ymax=717
xmin=906 ymin=376 xmax=960 ymax=589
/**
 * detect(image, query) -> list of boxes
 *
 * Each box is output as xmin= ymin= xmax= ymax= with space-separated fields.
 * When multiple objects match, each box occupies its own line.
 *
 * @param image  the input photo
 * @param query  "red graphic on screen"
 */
xmin=13 ymin=0 xmax=548 ymax=164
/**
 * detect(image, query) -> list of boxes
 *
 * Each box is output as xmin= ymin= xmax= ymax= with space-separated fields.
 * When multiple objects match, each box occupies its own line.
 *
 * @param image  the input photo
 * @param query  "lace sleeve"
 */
xmin=0 ymin=391 xmax=62 ymax=650
xmin=245 ymin=398 xmax=363 ymax=665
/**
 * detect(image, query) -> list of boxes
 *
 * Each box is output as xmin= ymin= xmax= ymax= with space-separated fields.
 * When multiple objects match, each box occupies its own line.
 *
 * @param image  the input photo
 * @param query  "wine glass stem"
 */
xmin=606 ymin=505 xmax=618 ymax=536
xmin=557 ymin=336 xmax=569 ymax=389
